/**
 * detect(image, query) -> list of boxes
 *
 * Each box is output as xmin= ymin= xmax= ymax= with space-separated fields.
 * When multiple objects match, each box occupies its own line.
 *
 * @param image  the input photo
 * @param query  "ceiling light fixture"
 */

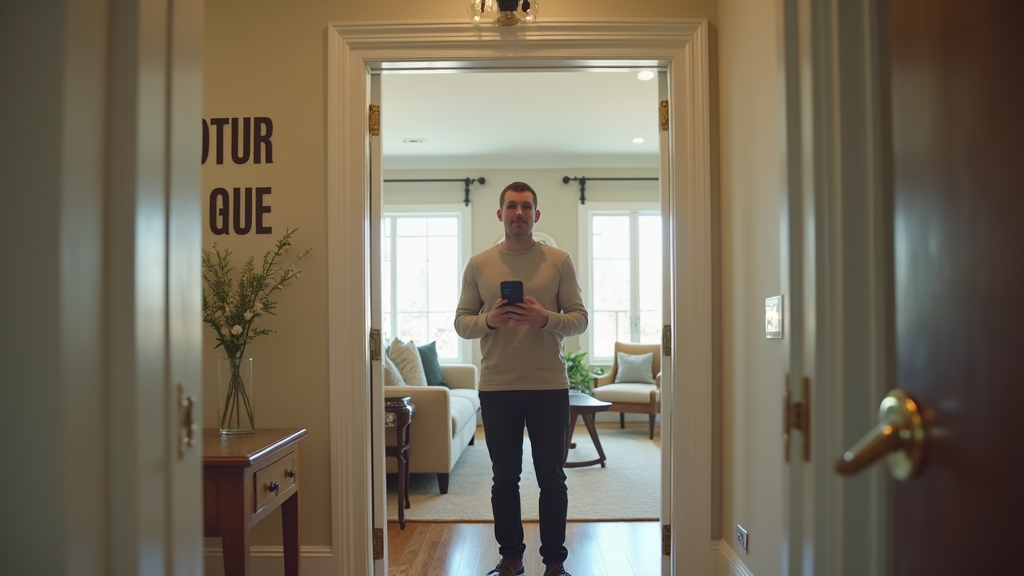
xmin=402 ymin=138 xmax=426 ymax=143
xmin=637 ymin=70 xmax=655 ymax=81
xmin=467 ymin=0 xmax=539 ymax=26
xmin=632 ymin=137 xmax=645 ymax=144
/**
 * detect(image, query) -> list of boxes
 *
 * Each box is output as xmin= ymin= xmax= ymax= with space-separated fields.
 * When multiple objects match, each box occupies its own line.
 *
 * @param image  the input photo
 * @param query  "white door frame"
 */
xmin=782 ymin=0 xmax=891 ymax=574
xmin=326 ymin=19 xmax=716 ymax=576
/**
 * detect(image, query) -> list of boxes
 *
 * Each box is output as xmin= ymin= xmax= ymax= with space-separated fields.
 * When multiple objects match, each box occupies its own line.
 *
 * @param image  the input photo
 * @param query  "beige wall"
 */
xmin=718 ymin=0 xmax=786 ymax=574
xmin=205 ymin=0 xmax=802 ymax=568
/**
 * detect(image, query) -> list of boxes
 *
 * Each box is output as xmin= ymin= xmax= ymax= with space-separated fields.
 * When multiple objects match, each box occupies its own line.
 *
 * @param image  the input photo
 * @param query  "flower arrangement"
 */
xmin=201 ymin=228 xmax=311 ymax=431
xmin=564 ymin=349 xmax=604 ymax=395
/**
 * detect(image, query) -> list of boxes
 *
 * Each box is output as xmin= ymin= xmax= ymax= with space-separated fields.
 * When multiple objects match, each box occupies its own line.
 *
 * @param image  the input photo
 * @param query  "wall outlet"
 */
xmin=736 ymin=524 xmax=749 ymax=553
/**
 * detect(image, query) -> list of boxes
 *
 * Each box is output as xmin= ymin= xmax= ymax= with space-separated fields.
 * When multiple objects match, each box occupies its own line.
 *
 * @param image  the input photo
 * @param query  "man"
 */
xmin=455 ymin=181 xmax=589 ymax=576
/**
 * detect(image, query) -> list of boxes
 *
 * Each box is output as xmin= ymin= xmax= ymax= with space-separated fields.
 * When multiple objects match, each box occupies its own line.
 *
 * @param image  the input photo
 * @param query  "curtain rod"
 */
xmin=561 ymin=176 xmax=659 ymax=205
xmin=383 ymin=177 xmax=486 ymax=206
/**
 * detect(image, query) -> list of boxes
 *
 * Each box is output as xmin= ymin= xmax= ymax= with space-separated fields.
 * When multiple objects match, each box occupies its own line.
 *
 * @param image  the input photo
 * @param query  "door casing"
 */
xmin=326 ymin=19 xmax=716 ymax=576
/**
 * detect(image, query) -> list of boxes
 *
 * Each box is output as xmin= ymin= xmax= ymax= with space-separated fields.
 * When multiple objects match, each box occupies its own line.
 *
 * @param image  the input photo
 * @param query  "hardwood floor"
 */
xmin=386 ymin=520 xmax=662 ymax=576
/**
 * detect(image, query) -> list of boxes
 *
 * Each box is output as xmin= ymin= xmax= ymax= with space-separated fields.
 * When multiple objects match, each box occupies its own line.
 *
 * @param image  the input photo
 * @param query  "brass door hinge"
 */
xmin=660 ymin=100 xmax=669 ymax=131
xmin=373 ymin=527 xmax=384 ymax=559
xmin=662 ymin=325 xmax=672 ymax=357
xmin=662 ymin=524 xmax=671 ymax=556
xmin=369 ymin=104 xmax=380 ymax=136
xmin=783 ymin=374 xmax=810 ymax=462
xmin=370 ymin=328 xmax=381 ymax=361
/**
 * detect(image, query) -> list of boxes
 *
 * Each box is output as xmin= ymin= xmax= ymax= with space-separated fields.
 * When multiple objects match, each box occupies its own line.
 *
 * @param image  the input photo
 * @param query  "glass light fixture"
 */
xmin=467 ymin=0 xmax=539 ymax=26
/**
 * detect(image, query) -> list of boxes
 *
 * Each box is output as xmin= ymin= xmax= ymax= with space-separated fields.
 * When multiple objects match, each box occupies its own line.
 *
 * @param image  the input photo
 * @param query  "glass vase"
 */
xmin=218 ymin=357 xmax=254 ymax=435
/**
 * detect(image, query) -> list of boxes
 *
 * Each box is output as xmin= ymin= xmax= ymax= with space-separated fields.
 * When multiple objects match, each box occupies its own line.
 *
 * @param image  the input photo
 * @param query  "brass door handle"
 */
xmin=835 ymin=389 xmax=925 ymax=480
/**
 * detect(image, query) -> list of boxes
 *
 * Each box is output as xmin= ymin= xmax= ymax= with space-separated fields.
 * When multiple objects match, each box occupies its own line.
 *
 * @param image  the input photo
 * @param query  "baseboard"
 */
xmin=714 ymin=539 xmax=756 ymax=576
xmin=204 ymin=546 xmax=336 ymax=576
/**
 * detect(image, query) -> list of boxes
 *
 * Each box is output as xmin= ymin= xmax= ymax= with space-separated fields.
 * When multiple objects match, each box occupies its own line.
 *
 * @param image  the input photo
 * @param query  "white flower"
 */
xmin=244 ymin=310 xmax=254 ymax=320
xmin=231 ymin=325 xmax=243 ymax=335
xmin=255 ymin=301 xmax=264 ymax=312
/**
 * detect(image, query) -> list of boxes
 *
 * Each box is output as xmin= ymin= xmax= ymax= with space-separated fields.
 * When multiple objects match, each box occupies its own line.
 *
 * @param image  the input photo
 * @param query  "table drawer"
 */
xmin=254 ymin=450 xmax=297 ymax=514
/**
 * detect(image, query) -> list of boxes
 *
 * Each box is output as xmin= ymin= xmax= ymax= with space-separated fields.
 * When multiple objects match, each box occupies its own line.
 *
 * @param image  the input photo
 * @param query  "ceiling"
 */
xmin=380 ymin=70 xmax=662 ymax=170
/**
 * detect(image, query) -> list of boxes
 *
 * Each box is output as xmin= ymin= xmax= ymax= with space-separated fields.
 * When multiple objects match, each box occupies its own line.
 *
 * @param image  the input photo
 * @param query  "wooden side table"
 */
xmin=203 ymin=428 xmax=307 ymax=576
xmin=384 ymin=396 xmax=415 ymax=529
xmin=564 ymin=394 xmax=612 ymax=468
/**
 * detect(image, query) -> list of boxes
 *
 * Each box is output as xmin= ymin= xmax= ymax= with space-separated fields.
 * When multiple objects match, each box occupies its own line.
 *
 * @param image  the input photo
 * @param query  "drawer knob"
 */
xmin=268 ymin=480 xmax=280 ymax=496
xmin=286 ymin=468 xmax=296 ymax=478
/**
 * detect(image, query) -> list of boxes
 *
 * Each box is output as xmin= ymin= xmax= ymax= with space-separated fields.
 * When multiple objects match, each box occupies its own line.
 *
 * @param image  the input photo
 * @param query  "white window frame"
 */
xmin=577 ymin=201 xmax=661 ymax=364
xmin=381 ymin=203 xmax=472 ymax=363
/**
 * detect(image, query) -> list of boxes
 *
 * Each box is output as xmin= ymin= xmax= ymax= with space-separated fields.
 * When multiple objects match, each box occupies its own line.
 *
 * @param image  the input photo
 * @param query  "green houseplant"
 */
xmin=564 ymin=349 xmax=604 ymax=395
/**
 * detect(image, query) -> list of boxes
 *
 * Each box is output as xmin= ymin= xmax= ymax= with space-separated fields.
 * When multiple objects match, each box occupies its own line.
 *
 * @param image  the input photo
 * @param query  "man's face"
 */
xmin=497 ymin=190 xmax=540 ymax=239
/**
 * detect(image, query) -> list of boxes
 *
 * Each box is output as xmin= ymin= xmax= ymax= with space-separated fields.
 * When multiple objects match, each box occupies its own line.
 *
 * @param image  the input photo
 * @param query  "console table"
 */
xmin=203 ymin=428 xmax=307 ymax=576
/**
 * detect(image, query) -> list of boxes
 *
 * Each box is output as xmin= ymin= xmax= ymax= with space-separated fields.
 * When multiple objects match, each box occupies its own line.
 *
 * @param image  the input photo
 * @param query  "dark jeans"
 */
xmin=479 ymin=389 xmax=570 ymax=566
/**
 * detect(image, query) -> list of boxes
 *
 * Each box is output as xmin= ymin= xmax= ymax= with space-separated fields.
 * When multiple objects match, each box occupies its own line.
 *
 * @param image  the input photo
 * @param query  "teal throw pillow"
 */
xmin=417 ymin=341 xmax=448 ymax=387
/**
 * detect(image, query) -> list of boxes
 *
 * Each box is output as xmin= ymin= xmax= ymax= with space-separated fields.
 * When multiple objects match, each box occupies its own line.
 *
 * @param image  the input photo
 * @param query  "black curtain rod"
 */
xmin=562 ymin=176 xmax=659 ymax=204
xmin=383 ymin=177 xmax=486 ymax=206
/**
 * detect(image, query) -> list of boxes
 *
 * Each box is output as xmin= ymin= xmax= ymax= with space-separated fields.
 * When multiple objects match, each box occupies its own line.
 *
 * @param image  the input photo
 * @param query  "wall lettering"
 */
xmin=202 ymin=117 xmax=273 ymax=165
xmin=204 ymin=116 xmax=276 ymax=235
xmin=209 ymin=187 xmax=272 ymax=235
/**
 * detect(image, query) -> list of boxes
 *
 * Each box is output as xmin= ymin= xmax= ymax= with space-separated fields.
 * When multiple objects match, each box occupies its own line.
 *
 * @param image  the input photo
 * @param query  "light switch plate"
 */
xmin=765 ymin=295 xmax=783 ymax=339
xmin=736 ymin=524 xmax=749 ymax=553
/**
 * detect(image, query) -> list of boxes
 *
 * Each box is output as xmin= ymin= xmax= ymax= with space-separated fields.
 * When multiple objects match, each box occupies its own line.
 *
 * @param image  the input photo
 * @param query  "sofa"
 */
xmin=384 ymin=363 xmax=480 ymax=494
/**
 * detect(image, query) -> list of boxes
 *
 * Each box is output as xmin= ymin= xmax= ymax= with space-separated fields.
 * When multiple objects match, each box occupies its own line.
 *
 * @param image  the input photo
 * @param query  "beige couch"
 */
xmin=384 ymin=363 xmax=480 ymax=494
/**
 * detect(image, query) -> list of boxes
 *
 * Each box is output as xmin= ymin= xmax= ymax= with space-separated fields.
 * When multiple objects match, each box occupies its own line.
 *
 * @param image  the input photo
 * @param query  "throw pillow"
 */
xmin=614 ymin=351 xmax=656 ymax=384
xmin=417 ymin=341 xmax=448 ymax=387
xmin=387 ymin=337 xmax=428 ymax=387
xmin=383 ymin=354 xmax=406 ymax=387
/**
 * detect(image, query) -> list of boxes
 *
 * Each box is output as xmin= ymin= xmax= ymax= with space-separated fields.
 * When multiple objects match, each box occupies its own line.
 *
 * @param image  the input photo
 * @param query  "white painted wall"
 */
xmin=718 ymin=0 xmax=787 ymax=574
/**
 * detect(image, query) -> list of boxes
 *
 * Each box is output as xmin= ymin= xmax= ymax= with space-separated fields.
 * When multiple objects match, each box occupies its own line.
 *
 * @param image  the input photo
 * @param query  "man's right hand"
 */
xmin=486 ymin=297 xmax=521 ymax=328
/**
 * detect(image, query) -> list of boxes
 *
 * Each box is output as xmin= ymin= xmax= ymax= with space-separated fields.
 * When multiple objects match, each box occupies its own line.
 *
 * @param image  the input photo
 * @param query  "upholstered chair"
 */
xmin=591 ymin=341 xmax=661 ymax=439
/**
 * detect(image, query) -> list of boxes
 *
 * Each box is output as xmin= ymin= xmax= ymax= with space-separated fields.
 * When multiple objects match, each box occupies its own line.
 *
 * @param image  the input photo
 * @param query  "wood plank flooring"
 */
xmin=387 ymin=521 xmax=662 ymax=576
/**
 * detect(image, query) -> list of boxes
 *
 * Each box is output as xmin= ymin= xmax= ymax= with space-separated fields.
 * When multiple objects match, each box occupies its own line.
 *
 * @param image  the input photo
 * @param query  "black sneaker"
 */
xmin=485 ymin=559 xmax=526 ymax=576
xmin=543 ymin=563 xmax=571 ymax=576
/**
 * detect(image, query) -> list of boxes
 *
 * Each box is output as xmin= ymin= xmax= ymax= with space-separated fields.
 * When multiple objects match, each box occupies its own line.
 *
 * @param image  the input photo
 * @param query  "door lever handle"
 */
xmin=835 ymin=389 xmax=925 ymax=480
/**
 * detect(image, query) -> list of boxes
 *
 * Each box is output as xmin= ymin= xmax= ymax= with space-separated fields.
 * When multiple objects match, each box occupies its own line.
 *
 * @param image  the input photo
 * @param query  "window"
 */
xmin=578 ymin=203 xmax=662 ymax=362
xmin=382 ymin=205 xmax=471 ymax=362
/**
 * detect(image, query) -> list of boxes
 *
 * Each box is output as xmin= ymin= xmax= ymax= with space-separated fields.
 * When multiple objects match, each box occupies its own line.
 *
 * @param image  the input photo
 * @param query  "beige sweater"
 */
xmin=454 ymin=242 xmax=589 ymax=392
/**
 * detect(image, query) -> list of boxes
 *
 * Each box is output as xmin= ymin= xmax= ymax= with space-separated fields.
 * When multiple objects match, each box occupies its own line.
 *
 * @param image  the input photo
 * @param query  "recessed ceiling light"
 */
xmin=402 ymin=138 xmax=426 ymax=143
xmin=632 ymin=137 xmax=645 ymax=144
xmin=637 ymin=70 xmax=655 ymax=81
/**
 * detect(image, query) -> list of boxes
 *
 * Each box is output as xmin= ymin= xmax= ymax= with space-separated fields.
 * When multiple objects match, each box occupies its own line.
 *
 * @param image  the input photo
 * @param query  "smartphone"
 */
xmin=500 ymin=280 xmax=524 ymax=306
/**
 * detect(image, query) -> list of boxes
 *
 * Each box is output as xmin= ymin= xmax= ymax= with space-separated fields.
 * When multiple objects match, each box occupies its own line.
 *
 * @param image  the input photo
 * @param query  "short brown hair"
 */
xmin=499 ymin=181 xmax=538 ymax=207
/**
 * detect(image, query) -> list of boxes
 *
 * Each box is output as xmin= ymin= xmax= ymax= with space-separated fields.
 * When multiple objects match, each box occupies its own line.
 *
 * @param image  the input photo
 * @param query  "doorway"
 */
xmin=325 ymin=19 xmax=716 ymax=576
xmin=378 ymin=69 xmax=664 ymax=525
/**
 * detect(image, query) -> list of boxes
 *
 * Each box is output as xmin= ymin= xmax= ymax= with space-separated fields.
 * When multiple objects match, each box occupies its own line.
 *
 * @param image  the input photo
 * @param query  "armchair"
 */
xmin=591 ymin=342 xmax=661 ymax=439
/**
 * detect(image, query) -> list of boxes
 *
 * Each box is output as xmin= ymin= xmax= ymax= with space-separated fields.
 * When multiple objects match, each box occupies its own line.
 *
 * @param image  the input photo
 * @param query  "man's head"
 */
xmin=499 ymin=181 xmax=538 ymax=208
xmin=497 ymin=181 xmax=541 ymax=241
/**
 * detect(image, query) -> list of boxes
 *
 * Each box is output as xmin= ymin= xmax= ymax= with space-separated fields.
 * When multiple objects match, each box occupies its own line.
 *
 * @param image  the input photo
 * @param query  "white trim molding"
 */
xmin=327 ymin=19 xmax=716 ymax=576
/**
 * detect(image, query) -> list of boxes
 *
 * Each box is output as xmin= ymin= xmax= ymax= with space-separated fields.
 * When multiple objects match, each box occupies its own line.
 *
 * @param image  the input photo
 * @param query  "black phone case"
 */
xmin=500 ymin=280 xmax=524 ymax=305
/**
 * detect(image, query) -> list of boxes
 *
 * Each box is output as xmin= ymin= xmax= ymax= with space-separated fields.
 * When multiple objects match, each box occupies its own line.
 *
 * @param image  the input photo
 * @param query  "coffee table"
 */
xmin=563 ymin=393 xmax=612 ymax=468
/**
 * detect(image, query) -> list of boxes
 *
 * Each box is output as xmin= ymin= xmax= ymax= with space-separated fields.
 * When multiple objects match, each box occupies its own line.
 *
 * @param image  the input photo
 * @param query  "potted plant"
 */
xmin=564 ymin=349 xmax=604 ymax=395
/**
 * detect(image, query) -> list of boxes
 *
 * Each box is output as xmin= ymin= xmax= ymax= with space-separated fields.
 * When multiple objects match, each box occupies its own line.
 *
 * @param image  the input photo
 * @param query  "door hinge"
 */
xmin=662 ymin=325 xmax=672 ymax=357
xmin=369 ymin=104 xmax=381 ymax=136
xmin=662 ymin=524 xmax=671 ymax=556
xmin=370 ymin=328 xmax=382 ymax=361
xmin=660 ymin=100 xmax=669 ymax=131
xmin=373 ymin=527 xmax=384 ymax=559
xmin=783 ymin=374 xmax=810 ymax=462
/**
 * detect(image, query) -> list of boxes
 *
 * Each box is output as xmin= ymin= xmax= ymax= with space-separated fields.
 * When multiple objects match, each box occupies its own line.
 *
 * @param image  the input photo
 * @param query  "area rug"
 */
xmin=386 ymin=424 xmax=660 ymax=522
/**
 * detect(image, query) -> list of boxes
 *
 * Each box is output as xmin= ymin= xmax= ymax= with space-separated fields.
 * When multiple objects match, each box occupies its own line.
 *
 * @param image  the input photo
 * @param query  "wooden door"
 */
xmin=888 ymin=1 xmax=1024 ymax=573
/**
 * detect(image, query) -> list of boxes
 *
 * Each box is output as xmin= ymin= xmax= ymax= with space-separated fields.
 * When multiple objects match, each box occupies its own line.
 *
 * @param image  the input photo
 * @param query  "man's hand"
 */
xmin=486 ymin=296 xmax=548 ymax=329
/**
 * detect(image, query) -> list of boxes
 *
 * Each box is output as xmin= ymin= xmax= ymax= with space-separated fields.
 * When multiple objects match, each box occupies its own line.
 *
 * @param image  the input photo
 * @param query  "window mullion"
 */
xmin=630 ymin=212 xmax=641 ymax=341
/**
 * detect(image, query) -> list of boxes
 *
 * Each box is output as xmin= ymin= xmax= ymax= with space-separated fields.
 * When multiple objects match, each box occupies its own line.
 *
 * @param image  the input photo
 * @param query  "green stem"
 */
xmin=220 ymin=357 xmax=254 ymax=430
